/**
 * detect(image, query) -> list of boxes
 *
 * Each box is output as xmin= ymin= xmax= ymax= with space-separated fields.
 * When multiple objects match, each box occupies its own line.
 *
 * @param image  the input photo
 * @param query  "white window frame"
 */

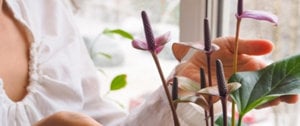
xmin=179 ymin=0 xmax=231 ymax=42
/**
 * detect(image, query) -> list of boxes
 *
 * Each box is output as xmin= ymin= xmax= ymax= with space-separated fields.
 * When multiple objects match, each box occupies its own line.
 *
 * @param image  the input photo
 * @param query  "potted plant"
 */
xmin=130 ymin=0 xmax=300 ymax=126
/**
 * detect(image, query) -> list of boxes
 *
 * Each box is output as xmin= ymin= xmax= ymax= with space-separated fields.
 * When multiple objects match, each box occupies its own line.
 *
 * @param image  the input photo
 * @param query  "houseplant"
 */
xmin=131 ymin=0 xmax=300 ymax=126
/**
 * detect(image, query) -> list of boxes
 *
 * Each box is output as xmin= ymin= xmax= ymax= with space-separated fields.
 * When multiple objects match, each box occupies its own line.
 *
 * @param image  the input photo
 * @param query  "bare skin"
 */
xmin=34 ymin=111 xmax=102 ymax=126
xmin=0 ymin=0 xmax=30 ymax=102
xmin=173 ymin=36 xmax=298 ymax=108
xmin=0 ymin=1 xmax=102 ymax=126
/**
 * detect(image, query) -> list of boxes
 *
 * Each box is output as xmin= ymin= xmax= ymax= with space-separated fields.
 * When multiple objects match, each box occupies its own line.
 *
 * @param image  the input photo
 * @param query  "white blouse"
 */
xmin=0 ymin=0 xmax=206 ymax=126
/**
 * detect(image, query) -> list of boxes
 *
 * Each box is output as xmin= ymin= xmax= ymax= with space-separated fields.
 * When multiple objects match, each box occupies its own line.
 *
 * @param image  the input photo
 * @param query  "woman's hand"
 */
xmin=34 ymin=111 xmax=102 ymax=126
xmin=173 ymin=36 xmax=298 ymax=108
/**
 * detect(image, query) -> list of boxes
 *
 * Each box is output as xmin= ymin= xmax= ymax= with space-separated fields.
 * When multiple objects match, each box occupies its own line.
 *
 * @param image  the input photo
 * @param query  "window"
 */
xmin=179 ymin=0 xmax=225 ymax=41
xmin=64 ymin=0 xmax=180 ymax=110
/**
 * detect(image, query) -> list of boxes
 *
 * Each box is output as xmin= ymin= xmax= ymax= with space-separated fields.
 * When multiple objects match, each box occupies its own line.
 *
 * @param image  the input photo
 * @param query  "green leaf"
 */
xmin=103 ymin=29 xmax=134 ymax=40
xmin=96 ymin=52 xmax=112 ymax=59
xmin=110 ymin=74 xmax=127 ymax=91
xmin=215 ymin=115 xmax=245 ymax=126
xmin=229 ymin=55 xmax=300 ymax=115
xmin=215 ymin=115 xmax=231 ymax=126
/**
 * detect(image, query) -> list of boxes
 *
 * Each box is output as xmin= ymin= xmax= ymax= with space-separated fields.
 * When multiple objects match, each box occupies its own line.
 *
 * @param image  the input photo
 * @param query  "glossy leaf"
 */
xmin=229 ymin=55 xmax=300 ymax=115
xmin=110 ymin=74 xmax=127 ymax=91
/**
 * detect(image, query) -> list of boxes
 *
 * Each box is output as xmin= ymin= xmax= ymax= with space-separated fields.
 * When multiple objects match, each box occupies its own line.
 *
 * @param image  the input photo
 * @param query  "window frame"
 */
xmin=179 ymin=0 xmax=228 ymax=42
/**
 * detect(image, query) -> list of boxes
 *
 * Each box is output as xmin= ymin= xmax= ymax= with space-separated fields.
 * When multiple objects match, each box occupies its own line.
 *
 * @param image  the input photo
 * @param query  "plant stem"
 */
xmin=200 ymin=68 xmax=209 ymax=126
xmin=204 ymin=102 xmax=209 ymax=126
xmin=237 ymin=114 xmax=244 ymax=126
xmin=172 ymin=77 xmax=178 ymax=109
xmin=221 ymin=97 xmax=228 ymax=126
xmin=233 ymin=19 xmax=241 ymax=74
xmin=150 ymin=52 xmax=180 ymax=126
xmin=204 ymin=9 xmax=214 ymax=125
xmin=232 ymin=18 xmax=242 ymax=126
xmin=206 ymin=53 xmax=214 ymax=126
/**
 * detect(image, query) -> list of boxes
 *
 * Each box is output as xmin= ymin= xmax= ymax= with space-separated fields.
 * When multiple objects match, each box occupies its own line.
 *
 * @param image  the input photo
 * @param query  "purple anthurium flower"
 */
xmin=132 ymin=31 xmax=170 ymax=54
xmin=173 ymin=76 xmax=241 ymax=110
xmin=236 ymin=0 xmax=278 ymax=25
xmin=137 ymin=11 xmax=180 ymax=126
xmin=236 ymin=10 xmax=278 ymax=25
xmin=132 ymin=11 xmax=171 ymax=54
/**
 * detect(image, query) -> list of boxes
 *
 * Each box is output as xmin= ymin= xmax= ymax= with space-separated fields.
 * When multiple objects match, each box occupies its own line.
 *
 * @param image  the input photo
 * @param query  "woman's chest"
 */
xmin=0 ymin=13 xmax=30 ymax=102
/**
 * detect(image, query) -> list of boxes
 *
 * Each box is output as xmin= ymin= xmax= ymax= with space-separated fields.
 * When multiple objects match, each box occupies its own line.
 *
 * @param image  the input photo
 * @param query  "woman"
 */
xmin=0 ymin=0 xmax=297 ymax=126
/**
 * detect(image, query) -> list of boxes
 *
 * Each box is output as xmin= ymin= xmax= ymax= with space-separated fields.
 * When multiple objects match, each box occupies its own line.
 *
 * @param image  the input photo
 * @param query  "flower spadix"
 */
xmin=132 ymin=11 xmax=170 ymax=54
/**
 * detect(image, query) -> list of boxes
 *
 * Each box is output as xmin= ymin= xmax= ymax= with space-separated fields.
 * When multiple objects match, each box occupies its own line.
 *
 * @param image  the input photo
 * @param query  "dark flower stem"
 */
xmin=172 ymin=77 xmax=178 ymax=109
xmin=204 ymin=1 xmax=214 ymax=125
xmin=216 ymin=60 xmax=228 ymax=126
xmin=141 ymin=11 xmax=180 ymax=126
xmin=206 ymin=53 xmax=214 ymax=126
xmin=221 ymin=97 xmax=228 ymax=126
xmin=151 ymin=53 xmax=180 ymax=126
xmin=204 ymin=18 xmax=214 ymax=126
xmin=205 ymin=0 xmax=208 ymax=18
xmin=200 ymin=68 xmax=209 ymax=126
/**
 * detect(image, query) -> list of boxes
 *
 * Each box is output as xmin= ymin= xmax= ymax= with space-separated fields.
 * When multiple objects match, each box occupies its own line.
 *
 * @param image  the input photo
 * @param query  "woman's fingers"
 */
xmin=213 ymin=36 xmax=274 ymax=55
xmin=238 ymin=39 xmax=274 ymax=55
xmin=280 ymin=95 xmax=298 ymax=103
xmin=256 ymin=98 xmax=281 ymax=109
xmin=256 ymin=95 xmax=298 ymax=109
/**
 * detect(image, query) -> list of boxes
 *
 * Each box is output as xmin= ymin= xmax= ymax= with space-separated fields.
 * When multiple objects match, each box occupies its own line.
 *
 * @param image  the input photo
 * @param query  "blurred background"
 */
xmin=62 ymin=0 xmax=300 ymax=125
xmin=62 ymin=0 xmax=180 ymax=110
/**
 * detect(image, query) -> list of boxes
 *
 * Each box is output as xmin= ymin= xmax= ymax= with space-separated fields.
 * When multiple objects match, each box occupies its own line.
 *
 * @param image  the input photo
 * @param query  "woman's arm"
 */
xmin=34 ymin=111 xmax=102 ymax=126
